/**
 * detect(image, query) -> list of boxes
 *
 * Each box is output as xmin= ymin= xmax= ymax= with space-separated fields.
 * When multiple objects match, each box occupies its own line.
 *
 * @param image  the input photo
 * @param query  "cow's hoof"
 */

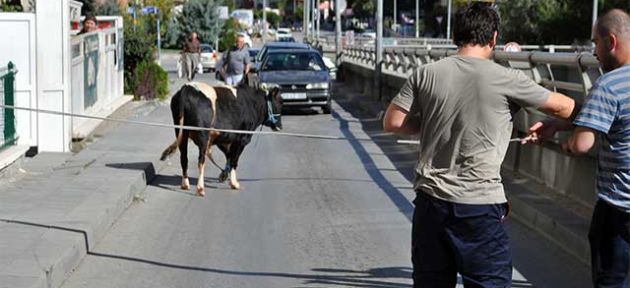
xmin=218 ymin=171 xmax=228 ymax=183
xmin=181 ymin=178 xmax=190 ymax=190
xmin=229 ymin=182 xmax=240 ymax=190
xmin=196 ymin=187 xmax=205 ymax=197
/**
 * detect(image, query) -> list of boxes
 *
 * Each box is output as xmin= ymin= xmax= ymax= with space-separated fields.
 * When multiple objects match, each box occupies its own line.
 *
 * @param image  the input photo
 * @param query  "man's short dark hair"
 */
xmin=596 ymin=9 xmax=630 ymax=39
xmin=453 ymin=3 xmax=499 ymax=47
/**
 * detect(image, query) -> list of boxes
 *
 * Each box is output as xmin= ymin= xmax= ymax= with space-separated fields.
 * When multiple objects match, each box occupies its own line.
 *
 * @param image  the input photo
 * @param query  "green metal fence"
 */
xmin=0 ymin=62 xmax=17 ymax=151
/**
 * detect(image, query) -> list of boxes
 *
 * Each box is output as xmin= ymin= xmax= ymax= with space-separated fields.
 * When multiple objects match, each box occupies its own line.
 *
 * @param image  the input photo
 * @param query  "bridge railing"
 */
xmin=340 ymin=44 xmax=602 ymax=209
xmin=344 ymin=44 xmax=601 ymax=99
xmin=0 ymin=61 xmax=18 ymax=151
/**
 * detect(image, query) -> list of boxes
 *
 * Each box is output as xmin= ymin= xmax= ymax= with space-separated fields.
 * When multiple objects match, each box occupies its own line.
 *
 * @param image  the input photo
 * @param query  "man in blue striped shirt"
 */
xmin=528 ymin=9 xmax=629 ymax=287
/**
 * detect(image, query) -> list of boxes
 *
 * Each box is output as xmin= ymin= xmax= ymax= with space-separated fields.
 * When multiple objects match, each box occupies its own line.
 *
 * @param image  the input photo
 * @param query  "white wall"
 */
xmin=0 ymin=13 xmax=37 ymax=147
xmin=0 ymin=2 xmax=125 ymax=153
xmin=36 ymin=0 xmax=72 ymax=152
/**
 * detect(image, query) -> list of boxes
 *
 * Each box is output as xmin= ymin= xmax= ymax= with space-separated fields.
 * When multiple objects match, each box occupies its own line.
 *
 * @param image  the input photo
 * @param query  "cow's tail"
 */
xmin=160 ymin=88 xmax=186 ymax=161
xmin=206 ymin=149 xmax=225 ymax=173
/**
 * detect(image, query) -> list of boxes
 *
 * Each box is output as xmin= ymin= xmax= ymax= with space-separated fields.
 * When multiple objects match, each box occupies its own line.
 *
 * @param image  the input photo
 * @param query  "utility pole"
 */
xmin=316 ymin=0 xmax=320 ymax=40
xmin=304 ymin=0 xmax=310 ymax=41
xmin=263 ymin=0 xmax=267 ymax=43
xmin=446 ymin=0 xmax=452 ymax=39
xmin=376 ymin=0 xmax=383 ymax=99
xmin=335 ymin=0 xmax=342 ymax=67
xmin=393 ymin=0 xmax=396 ymax=34
xmin=415 ymin=0 xmax=419 ymax=38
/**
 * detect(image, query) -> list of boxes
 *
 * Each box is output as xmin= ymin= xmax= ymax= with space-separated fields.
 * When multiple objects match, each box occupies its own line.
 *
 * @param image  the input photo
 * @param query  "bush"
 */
xmin=124 ymin=16 xmax=154 ymax=94
xmin=219 ymin=18 xmax=239 ymax=52
xmin=134 ymin=61 xmax=168 ymax=100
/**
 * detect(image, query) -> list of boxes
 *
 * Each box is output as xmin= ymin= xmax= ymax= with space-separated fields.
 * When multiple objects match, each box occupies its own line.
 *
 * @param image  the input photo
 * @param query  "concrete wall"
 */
xmin=341 ymin=60 xmax=598 ymax=208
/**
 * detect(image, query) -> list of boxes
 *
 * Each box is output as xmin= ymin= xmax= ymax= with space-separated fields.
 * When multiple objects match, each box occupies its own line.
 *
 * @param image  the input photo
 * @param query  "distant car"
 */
xmin=275 ymin=28 xmax=292 ymax=41
xmin=253 ymin=42 xmax=314 ymax=72
xmin=237 ymin=32 xmax=253 ymax=48
xmin=199 ymin=44 xmax=218 ymax=71
xmin=257 ymin=49 xmax=333 ymax=114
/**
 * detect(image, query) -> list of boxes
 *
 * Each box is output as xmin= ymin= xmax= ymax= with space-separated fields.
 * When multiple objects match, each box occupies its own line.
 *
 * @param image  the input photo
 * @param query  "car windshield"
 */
xmin=262 ymin=52 xmax=326 ymax=71
xmin=201 ymin=45 xmax=213 ymax=53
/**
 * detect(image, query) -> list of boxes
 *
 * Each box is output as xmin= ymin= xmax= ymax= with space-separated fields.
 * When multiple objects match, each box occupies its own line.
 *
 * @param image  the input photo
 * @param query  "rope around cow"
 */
xmin=0 ymin=104 xmax=530 ymax=145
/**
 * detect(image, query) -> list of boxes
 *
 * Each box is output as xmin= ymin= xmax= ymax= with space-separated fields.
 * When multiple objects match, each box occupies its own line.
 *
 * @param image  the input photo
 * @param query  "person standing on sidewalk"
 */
xmin=527 ymin=9 xmax=630 ymax=287
xmin=181 ymin=32 xmax=201 ymax=81
xmin=382 ymin=3 xmax=577 ymax=287
xmin=219 ymin=34 xmax=250 ymax=86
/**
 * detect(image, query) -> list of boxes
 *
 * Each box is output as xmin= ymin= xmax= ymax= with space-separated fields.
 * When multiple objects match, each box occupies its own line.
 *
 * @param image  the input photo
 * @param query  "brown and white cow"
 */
xmin=160 ymin=82 xmax=282 ymax=196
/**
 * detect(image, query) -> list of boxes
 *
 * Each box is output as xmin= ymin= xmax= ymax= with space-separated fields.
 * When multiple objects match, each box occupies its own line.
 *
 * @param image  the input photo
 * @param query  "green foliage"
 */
xmin=123 ymin=16 xmax=155 ymax=95
xmin=95 ymin=0 xmax=120 ymax=16
xmin=219 ymin=18 xmax=239 ymax=52
xmin=267 ymin=12 xmax=282 ymax=29
xmin=294 ymin=6 xmax=303 ymax=20
xmin=164 ymin=0 xmax=221 ymax=49
xmin=498 ymin=0 xmax=629 ymax=45
xmin=77 ymin=0 xmax=95 ymax=15
xmin=351 ymin=0 xmax=374 ymax=20
xmin=134 ymin=61 xmax=168 ymax=100
xmin=0 ymin=0 xmax=23 ymax=11
xmin=145 ymin=0 xmax=175 ymax=42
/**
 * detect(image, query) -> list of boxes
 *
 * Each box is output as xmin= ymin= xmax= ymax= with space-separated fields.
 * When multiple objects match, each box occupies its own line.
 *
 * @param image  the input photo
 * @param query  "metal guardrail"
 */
xmin=0 ymin=61 xmax=18 ymax=151
xmin=342 ymin=45 xmax=602 ymax=99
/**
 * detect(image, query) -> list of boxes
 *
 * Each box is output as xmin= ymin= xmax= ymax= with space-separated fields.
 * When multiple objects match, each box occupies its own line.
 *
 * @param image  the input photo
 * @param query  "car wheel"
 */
xmin=321 ymin=102 xmax=332 ymax=114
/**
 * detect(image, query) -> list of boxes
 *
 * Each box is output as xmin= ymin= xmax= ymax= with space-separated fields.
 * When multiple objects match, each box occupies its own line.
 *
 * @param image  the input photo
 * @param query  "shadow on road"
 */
xmin=88 ymin=251 xmax=412 ymax=288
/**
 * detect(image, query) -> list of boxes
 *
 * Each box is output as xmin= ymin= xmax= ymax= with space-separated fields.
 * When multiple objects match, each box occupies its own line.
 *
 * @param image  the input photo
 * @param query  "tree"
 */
xmin=497 ymin=0 xmax=629 ymax=45
xmin=95 ymin=0 xmax=120 ymax=15
xmin=77 ymin=0 xmax=95 ymax=15
xmin=267 ymin=11 xmax=282 ymax=28
xmin=164 ymin=0 xmax=222 ymax=49
xmin=351 ymin=0 xmax=374 ymax=20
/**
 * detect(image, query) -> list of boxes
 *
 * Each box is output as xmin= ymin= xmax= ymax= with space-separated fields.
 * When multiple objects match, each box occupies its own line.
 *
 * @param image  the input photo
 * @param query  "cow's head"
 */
xmin=263 ymin=87 xmax=283 ymax=131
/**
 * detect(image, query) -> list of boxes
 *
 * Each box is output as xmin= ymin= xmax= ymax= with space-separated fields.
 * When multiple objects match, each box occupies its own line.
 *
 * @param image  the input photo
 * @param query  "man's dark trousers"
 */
xmin=412 ymin=192 xmax=511 ymax=288
xmin=589 ymin=199 xmax=630 ymax=288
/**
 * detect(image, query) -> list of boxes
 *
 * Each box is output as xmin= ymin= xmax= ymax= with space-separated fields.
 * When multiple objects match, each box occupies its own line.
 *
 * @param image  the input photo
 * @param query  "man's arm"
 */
xmin=244 ymin=63 xmax=250 ymax=75
xmin=563 ymin=126 xmax=596 ymax=154
xmin=522 ymin=92 xmax=578 ymax=144
xmin=383 ymin=103 xmax=420 ymax=135
xmin=537 ymin=92 xmax=576 ymax=120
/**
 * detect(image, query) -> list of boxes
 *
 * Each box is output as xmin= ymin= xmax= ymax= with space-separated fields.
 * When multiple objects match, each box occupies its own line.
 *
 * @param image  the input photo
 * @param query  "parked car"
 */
xmin=257 ymin=49 xmax=333 ymax=114
xmin=199 ymin=44 xmax=218 ymax=71
xmin=252 ymin=42 xmax=314 ymax=72
xmin=248 ymin=48 xmax=260 ymax=63
xmin=278 ymin=37 xmax=296 ymax=43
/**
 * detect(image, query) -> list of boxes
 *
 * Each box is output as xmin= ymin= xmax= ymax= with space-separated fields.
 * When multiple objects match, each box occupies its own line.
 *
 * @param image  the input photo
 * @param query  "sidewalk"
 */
xmin=0 ymin=100 xmax=173 ymax=288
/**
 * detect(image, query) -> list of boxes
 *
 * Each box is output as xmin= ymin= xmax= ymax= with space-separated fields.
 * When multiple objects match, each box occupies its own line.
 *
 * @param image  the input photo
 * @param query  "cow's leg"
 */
xmin=217 ymin=143 xmax=231 ymax=183
xmin=195 ymin=132 xmax=209 ymax=197
xmin=178 ymin=131 xmax=190 ymax=190
xmin=227 ymin=143 xmax=246 ymax=190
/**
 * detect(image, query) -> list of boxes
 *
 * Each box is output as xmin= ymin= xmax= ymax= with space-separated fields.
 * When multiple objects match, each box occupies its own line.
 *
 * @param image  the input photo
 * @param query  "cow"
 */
xmin=160 ymin=82 xmax=282 ymax=196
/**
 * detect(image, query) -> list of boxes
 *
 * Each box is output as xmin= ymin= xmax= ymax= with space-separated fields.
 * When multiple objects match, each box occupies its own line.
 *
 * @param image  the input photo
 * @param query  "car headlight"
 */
xmin=306 ymin=82 xmax=329 ymax=90
xmin=260 ymin=82 xmax=280 ymax=91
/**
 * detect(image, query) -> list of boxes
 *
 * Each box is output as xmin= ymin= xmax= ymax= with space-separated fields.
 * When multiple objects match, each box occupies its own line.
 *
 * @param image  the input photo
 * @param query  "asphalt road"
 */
xmin=60 ymin=50 xmax=590 ymax=288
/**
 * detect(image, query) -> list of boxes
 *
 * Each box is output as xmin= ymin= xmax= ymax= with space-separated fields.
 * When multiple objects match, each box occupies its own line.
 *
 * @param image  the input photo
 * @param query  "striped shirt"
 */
xmin=574 ymin=65 xmax=630 ymax=212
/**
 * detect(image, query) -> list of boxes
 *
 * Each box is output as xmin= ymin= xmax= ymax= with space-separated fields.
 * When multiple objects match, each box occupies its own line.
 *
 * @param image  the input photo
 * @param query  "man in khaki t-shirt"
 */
xmin=383 ymin=3 xmax=577 ymax=287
